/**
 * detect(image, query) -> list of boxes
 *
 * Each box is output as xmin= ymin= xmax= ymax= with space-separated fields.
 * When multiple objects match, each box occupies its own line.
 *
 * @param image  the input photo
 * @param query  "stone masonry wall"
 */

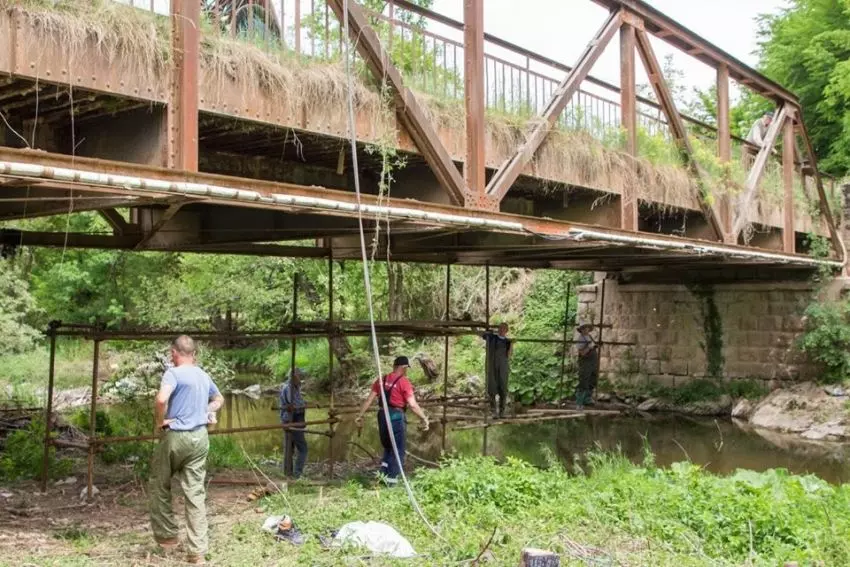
xmin=576 ymin=278 xmax=818 ymax=390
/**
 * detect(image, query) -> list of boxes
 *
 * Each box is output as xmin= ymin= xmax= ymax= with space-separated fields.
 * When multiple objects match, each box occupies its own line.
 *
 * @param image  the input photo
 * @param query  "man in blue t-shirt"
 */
xmin=150 ymin=335 xmax=223 ymax=565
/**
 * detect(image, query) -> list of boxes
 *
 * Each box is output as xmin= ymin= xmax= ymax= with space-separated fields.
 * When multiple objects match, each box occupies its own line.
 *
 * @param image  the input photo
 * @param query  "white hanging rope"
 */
xmin=340 ymin=0 xmax=444 ymax=540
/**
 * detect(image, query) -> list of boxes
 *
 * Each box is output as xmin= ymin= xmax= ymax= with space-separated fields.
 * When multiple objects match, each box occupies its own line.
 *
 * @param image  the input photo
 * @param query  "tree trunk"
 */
xmin=387 ymin=263 xmax=404 ymax=321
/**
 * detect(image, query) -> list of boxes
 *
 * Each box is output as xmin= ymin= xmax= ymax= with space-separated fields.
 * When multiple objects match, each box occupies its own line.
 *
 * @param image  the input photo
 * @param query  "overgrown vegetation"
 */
xmin=206 ymin=453 xmax=850 ymax=566
xmin=799 ymin=299 xmax=850 ymax=384
xmin=0 ymin=417 xmax=72 ymax=481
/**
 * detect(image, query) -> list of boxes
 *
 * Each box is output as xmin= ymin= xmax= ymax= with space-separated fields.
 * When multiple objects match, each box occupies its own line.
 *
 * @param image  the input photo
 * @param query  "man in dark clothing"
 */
xmin=279 ymin=368 xmax=307 ymax=478
xmin=575 ymin=323 xmax=598 ymax=409
xmin=483 ymin=323 xmax=512 ymax=419
xmin=353 ymin=356 xmax=429 ymax=485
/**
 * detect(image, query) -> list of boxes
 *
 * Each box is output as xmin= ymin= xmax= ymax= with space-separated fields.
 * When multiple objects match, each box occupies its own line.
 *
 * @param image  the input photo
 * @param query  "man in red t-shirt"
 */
xmin=354 ymin=356 xmax=429 ymax=484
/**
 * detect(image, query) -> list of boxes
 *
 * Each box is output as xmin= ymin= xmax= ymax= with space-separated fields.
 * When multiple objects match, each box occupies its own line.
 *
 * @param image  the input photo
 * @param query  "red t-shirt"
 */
xmin=371 ymin=373 xmax=414 ymax=409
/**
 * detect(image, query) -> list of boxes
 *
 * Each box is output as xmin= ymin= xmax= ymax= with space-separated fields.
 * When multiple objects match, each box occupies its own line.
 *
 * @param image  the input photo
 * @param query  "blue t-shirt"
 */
xmin=279 ymin=380 xmax=306 ymax=424
xmin=162 ymin=365 xmax=220 ymax=431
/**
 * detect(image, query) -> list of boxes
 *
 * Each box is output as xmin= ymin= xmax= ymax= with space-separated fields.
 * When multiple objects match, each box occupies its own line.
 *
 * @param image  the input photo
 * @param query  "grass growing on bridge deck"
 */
xmin=1 ymin=0 xmax=828 ymax=232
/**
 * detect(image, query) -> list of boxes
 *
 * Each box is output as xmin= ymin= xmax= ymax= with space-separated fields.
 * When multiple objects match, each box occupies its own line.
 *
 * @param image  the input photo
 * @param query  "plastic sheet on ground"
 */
xmin=332 ymin=521 xmax=416 ymax=558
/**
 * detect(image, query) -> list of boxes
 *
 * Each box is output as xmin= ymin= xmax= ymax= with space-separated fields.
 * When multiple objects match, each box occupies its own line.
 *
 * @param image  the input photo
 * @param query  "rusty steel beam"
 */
xmin=635 ymin=27 xmax=723 ymax=241
xmin=716 ymin=63 xmax=733 ymax=243
xmin=783 ymin=111 xmax=796 ymax=254
xmin=591 ymin=0 xmax=799 ymax=105
xmin=169 ymin=0 xmax=200 ymax=171
xmin=485 ymin=10 xmax=622 ymax=202
xmin=327 ymin=0 xmax=466 ymax=207
xmin=619 ymin=15 xmax=638 ymax=231
xmin=797 ymin=118 xmax=843 ymax=260
xmin=98 ymin=208 xmax=131 ymax=236
xmin=463 ymin=0 xmax=486 ymax=204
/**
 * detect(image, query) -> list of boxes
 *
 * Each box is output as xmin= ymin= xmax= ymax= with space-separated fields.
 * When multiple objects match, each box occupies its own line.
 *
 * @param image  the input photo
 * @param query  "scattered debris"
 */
xmin=79 ymin=486 xmax=99 ymax=501
xmin=823 ymin=385 xmax=847 ymax=397
xmin=332 ymin=521 xmax=416 ymax=558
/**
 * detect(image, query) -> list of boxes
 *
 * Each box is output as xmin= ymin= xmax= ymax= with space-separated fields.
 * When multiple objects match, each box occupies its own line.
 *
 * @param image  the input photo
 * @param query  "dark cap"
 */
xmin=576 ymin=323 xmax=594 ymax=332
xmin=393 ymin=356 xmax=410 ymax=368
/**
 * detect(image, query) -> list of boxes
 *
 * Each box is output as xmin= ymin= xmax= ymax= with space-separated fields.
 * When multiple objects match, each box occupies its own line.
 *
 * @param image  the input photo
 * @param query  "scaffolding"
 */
xmin=39 ymin=262 xmax=629 ymax=496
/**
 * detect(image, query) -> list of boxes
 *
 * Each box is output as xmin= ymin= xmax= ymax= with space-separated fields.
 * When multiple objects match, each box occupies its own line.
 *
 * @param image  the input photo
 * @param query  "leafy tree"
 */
xmin=755 ymin=0 xmax=850 ymax=175
xmin=0 ymin=258 xmax=41 ymax=354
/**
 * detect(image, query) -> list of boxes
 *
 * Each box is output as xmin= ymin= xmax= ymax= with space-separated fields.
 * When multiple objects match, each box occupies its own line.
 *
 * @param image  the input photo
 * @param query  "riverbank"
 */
xmin=1 ymin=454 xmax=846 ymax=566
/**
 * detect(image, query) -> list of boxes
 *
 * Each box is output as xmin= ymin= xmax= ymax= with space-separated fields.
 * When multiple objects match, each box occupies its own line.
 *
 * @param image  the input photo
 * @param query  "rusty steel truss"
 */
xmin=0 ymin=0 xmax=844 ymax=275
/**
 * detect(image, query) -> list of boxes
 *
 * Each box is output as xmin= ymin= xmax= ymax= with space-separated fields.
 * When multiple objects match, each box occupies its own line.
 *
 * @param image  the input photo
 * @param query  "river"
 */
xmin=217 ymin=394 xmax=850 ymax=484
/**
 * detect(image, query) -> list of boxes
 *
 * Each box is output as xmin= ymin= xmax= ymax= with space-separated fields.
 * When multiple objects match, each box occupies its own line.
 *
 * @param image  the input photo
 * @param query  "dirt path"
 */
xmin=0 ymin=476 xmax=260 ymax=566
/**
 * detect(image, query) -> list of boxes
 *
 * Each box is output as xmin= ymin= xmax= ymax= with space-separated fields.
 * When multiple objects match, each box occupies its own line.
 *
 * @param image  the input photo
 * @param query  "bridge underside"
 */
xmin=0 ymin=147 xmax=824 ymax=284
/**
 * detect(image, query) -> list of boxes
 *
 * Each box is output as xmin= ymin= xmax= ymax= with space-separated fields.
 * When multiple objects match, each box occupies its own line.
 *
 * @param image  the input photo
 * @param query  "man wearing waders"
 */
xmin=483 ymin=323 xmax=512 ymax=419
xmin=354 ymin=356 xmax=429 ymax=485
xmin=575 ymin=323 xmax=598 ymax=409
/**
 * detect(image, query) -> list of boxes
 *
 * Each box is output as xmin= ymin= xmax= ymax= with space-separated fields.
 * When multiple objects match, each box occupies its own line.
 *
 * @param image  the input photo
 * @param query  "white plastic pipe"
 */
xmin=0 ymin=160 xmax=841 ymax=269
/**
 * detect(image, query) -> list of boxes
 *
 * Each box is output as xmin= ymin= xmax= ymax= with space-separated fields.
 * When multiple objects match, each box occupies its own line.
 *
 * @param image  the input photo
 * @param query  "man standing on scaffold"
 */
xmin=353 ymin=356 xmax=429 ymax=485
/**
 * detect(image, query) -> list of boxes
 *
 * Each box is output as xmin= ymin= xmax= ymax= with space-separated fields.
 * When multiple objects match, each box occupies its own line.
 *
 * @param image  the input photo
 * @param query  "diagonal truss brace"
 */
xmin=485 ymin=10 xmax=623 ymax=202
xmin=634 ymin=28 xmax=723 ymax=241
xmin=797 ymin=116 xmax=843 ymax=260
xmin=327 ymin=0 xmax=466 ymax=206
xmin=731 ymin=104 xmax=787 ymax=240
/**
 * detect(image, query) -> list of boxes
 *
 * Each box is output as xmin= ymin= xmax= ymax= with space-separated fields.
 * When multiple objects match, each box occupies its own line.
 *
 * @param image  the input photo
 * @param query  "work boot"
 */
xmin=156 ymin=537 xmax=179 ymax=550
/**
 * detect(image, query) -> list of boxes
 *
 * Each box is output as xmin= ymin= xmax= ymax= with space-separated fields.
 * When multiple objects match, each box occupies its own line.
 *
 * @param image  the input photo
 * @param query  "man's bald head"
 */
xmin=171 ymin=335 xmax=196 ymax=362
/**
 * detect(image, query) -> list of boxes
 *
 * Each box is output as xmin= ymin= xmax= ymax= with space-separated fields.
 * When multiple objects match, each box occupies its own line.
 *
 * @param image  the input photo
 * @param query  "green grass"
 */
xmin=0 ymin=340 xmax=95 ymax=397
xmin=6 ymin=452 xmax=849 ymax=565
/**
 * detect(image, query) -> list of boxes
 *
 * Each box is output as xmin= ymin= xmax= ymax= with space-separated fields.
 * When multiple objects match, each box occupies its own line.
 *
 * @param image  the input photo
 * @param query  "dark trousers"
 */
xmin=487 ymin=358 xmax=509 ymax=415
xmin=377 ymin=411 xmax=406 ymax=479
xmin=283 ymin=411 xmax=307 ymax=478
xmin=576 ymin=359 xmax=598 ymax=407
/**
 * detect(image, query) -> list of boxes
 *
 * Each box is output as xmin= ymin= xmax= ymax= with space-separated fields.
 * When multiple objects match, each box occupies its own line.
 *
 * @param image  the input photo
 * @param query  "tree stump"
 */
xmin=415 ymin=353 xmax=439 ymax=381
xmin=519 ymin=548 xmax=560 ymax=567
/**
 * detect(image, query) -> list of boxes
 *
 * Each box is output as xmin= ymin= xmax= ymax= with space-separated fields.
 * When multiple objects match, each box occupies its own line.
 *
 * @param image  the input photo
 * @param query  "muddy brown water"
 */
xmin=218 ymin=394 xmax=850 ymax=484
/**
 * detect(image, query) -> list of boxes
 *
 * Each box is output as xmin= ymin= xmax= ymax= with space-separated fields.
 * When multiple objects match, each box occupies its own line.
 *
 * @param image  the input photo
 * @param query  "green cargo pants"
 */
xmin=149 ymin=427 xmax=210 ymax=556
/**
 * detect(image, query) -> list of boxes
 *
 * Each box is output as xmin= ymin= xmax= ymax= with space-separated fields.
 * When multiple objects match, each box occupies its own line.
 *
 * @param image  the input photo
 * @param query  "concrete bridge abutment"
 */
xmin=576 ymin=276 xmax=822 ymax=391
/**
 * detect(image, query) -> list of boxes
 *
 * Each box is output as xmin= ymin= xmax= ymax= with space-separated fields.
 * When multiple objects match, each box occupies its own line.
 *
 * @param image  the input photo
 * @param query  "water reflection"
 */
xmin=216 ymin=396 xmax=850 ymax=484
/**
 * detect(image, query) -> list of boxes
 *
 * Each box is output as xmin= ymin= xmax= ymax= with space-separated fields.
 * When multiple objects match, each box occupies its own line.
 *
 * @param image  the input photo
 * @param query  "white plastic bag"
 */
xmin=333 ymin=521 xmax=416 ymax=558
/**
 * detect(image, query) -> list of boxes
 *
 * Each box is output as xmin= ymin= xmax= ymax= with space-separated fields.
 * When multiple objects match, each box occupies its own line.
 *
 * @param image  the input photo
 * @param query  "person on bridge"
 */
xmin=353 ymin=356 xmax=429 ymax=485
xmin=575 ymin=323 xmax=598 ymax=410
xmin=150 ymin=335 xmax=224 ymax=565
xmin=744 ymin=111 xmax=774 ymax=166
xmin=482 ymin=323 xmax=513 ymax=419
xmin=280 ymin=367 xmax=307 ymax=479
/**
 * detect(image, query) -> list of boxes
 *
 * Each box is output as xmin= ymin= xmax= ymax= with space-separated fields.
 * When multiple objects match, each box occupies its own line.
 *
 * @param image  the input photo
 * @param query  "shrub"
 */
xmin=0 ymin=417 xmax=72 ymax=481
xmin=799 ymin=300 xmax=850 ymax=384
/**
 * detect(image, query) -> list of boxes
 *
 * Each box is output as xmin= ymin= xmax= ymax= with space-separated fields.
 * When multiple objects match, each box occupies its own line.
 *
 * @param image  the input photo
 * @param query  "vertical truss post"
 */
xmin=441 ymin=263 xmax=451 ymax=453
xmin=596 ymin=279 xmax=607 ymax=395
xmin=619 ymin=15 xmax=638 ymax=231
xmin=559 ymin=280 xmax=572 ymax=405
xmin=327 ymin=252 xmax=335 ymax=478
xmin=285 ymin=272 xmax=299 ymax=477
xmin=463 ymin=0 xmax=486 ymax=207
xmin=482 ymin=262 xmax=490 ymax=457
xmin=716 ymin=63 xmax=734 ymax=243
xmin=783 ymin=111 xmax=796 ymax=253
xmin=86 ymin=339 xmax=100 ymax=500
xmin=41 ymin=324 xmax=58 ymax=492
xmin=168 ymin=0 xmax=200 ymax=171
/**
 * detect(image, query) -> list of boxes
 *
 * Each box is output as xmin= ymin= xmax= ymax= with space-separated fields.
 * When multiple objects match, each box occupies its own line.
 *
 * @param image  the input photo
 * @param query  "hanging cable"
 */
xmin=340 ymin=0 xmax=443 ymax=540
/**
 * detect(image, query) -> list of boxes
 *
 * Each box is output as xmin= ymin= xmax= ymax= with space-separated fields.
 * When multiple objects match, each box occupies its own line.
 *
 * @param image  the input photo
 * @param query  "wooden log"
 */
xmin=520 ymin=548 xmax=560 ymax=567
